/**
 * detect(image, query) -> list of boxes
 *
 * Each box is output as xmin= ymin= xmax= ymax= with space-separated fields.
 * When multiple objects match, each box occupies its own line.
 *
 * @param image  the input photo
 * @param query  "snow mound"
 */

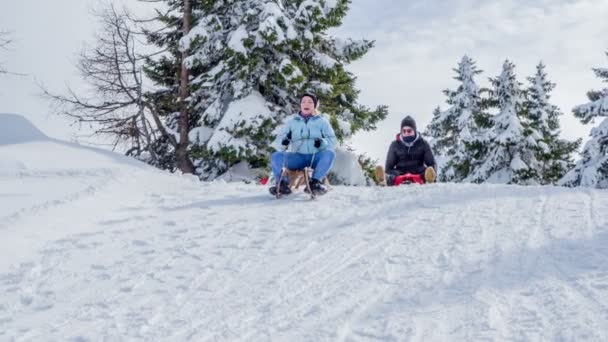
xmin=331 ymin=147 xmax=367 ymax=186
xmin=0 ymin=113 xmax=48 ymax=145
xmin=0 ymin=114 xmax=150 ymax=172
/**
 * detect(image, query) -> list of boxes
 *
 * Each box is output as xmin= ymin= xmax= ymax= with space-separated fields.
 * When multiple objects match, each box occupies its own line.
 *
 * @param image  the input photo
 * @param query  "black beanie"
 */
xmin=300 ymin=92 xmax=318 ymax=108
xmin=400 ymin=116 xmax=417 ymax=132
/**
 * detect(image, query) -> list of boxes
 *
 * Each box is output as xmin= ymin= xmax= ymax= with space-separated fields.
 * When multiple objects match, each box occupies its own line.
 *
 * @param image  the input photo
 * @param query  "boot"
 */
xmin=374 ymin=166 xmax=387 ymax=186
xmin=269 ymin=180 xmax=292 ymax=196
xmin=305 ymin=178 xmax=327 ymax=195
xmin=424 ymin=166 xmax=437 ymax=183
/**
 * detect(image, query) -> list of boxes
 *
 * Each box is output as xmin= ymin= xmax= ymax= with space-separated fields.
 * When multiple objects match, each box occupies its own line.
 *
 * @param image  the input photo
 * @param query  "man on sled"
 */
xmin=269 ymin=92 xmax=338 ymax=197
xmin=375 ymin=115 xmax=437 ymax=186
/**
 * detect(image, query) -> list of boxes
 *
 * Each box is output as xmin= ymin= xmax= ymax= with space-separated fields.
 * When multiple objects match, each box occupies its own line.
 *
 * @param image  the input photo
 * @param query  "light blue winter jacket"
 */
xmin=276 ymin=113 xmax=338 ymax=154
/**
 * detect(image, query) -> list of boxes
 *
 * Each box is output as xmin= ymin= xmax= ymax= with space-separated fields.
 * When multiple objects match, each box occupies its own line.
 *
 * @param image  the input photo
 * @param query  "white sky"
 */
xmin=1 ymin=0 xmax=608 ymax=163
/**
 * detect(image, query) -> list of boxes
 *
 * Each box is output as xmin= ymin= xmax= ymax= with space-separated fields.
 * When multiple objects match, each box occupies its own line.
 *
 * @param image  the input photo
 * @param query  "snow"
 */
xmin=180 ymin=24 xmax=209 ymax=52
xmin=0 ymin=113 xmax=47 ymax=145
xmin=207 ymin=61 xmax=225 ymax=78
xmin=335 ymin=117 xmax=352 ymax=137
xmin=206 ymin=91 xmax=272 ymax=154
xmin=309 ymin=81 xmax=333 ymax=94
xmin=313 ymin=52 xmax=337 ymax=69
xmin=510 ymin=154 xmax=528 ymax=171
xmin=574 ymin=89 xmax=608 ymax=120
xmin=259 ymin=3 xmax=287 ymax=43
xmin=215 ymin=160 xmax=266 ymax=183
xmin=201 ymin=98 xmax=223 ymax=123
xmin=3 ymin=115 xmax=608 ymax=340
xmin=286 ymin=25 xmax=297 ymax=40
xmin=279 ymin=58 xmax=303 ymax=81
xmin=228 ymin=25 xmax=249 ymax=55
xmin=330 ymin=147 xmax=366 ymax=186
xmin=188 ymin=126 xmax=214 ymax=144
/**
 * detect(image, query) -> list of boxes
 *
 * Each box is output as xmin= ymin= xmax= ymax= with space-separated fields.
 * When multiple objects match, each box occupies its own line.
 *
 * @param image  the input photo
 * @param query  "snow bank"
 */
xmin=0 ymin=113 xmax=48 ymax=145
xmin=0 ymin=114 xmax=149 ymax=172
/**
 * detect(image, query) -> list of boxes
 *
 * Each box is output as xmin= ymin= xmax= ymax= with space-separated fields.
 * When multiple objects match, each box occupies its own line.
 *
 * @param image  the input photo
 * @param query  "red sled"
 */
xmin=393 ymin=173 xmax=424 ymax=186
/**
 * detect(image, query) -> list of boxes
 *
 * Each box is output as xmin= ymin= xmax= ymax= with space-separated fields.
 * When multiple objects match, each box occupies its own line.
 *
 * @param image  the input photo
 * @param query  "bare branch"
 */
xmin=0 ymin=31 xmax=12 ymax=74
xmin=42 ymin=3 xmax=175 ymax=163
xmin=0 ymin=31 xmax=10 ymax=49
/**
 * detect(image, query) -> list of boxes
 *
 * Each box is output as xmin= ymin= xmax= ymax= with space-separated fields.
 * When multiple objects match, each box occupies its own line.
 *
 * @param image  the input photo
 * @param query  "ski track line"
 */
xmin=0 ymin=169 xmax=118 ymax=229
xmin=302 ymin=188 xmax=496 ymax=338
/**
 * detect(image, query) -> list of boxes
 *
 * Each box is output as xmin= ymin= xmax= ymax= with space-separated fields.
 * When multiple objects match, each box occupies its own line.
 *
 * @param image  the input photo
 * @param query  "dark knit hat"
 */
xmin=400 ymin=115 xmax=417 ymax=132
xmin=300 ymin=92 xmax=318 ymax=108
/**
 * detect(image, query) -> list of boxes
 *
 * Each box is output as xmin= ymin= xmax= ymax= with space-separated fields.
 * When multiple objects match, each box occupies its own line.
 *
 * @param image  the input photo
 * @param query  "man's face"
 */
xmin=402 ymin=126 xmax=415 ymax=137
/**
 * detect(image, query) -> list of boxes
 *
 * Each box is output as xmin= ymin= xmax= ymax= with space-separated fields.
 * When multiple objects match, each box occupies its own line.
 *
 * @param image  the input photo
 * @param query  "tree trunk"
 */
xmin=176 ymin=0 xmax=195 ymax=174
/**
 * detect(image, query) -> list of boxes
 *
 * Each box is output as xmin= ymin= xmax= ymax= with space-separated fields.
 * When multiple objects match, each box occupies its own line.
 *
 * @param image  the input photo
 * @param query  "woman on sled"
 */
xmin=269 ymin=92 xmax=338 ymax=196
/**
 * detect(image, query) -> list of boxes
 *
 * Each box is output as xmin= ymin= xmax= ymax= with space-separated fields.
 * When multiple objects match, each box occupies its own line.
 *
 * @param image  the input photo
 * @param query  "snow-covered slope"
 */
xmin=2 ymin=114 xmax=608 ymax=341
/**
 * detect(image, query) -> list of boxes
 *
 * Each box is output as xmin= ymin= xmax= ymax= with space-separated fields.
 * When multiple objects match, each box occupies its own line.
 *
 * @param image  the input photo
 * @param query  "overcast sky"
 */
xmin=1 ymin=0 xmax=608 ymax=163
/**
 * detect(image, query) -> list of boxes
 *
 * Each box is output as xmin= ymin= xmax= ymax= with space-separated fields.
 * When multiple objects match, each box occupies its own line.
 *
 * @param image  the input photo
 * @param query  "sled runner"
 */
xmin=273 ymin=167 xmax=329 ymax=199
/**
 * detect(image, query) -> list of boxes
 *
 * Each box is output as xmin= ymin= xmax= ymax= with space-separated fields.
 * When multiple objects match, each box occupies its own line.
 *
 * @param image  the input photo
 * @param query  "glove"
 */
xmin=281 ymin=131 xmax=292 ymax=146
xmin=314 ymin=138 xmax=323 ymax=149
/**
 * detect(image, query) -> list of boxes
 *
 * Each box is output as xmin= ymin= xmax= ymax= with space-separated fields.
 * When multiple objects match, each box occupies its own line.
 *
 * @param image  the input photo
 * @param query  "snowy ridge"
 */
xmin=2 ymin=116 xmax=608 ymax=340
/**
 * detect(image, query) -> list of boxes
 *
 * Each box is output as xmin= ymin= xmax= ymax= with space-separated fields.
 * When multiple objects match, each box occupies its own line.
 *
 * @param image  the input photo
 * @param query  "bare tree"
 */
xmin=0 ymin=31 xmax=12 ymax=74
xmin=42 ymin=4 xmax=175 ymax=165
xmin=43 ymin=1 xmax=199 ymax=174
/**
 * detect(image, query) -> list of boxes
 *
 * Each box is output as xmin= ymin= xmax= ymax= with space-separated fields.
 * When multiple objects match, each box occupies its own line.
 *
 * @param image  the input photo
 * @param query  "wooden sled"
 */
xmin=275 ymin=167 xmax=330 ymax=199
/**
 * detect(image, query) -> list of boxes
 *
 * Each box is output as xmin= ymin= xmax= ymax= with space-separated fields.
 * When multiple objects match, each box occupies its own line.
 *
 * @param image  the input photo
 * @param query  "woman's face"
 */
xmin=300 ymin=96 xmax=315 ymax=115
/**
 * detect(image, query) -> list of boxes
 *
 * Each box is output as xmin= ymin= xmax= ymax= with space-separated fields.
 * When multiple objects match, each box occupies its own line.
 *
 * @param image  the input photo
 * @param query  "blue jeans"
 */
xmin=271 ymin=150 xmax=336 ymax=183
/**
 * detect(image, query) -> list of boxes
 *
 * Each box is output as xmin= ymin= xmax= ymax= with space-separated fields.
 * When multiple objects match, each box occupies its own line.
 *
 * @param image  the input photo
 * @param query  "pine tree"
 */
xmin=525 ymin=62 xmax=579 ymax=185
xmin=182 ymin=0 xmax=388 ymax=180
xmin=467 ymin=60 xmax=541 ymax=184
xmin=560 ymin=52 xmax=608 ymax=189
xmin=424 ymin=55 xmax=489 ymax=182
xmin=142 ymin=0 xmax=208 ymax=173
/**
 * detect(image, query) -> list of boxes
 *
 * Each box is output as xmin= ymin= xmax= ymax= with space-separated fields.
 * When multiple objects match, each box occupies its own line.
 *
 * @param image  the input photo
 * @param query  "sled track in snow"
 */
xmin=0 ymin=168 xmax=119 ymax=229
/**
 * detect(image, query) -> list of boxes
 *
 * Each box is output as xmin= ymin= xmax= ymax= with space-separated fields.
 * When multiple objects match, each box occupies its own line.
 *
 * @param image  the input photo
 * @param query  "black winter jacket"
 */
xmin=385 ymin=134 xmax=436 ymax=175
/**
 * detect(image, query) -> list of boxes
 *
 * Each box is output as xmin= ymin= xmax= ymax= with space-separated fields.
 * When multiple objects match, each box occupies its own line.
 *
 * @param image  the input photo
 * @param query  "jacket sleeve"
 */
xmin=385 ymin=142 xmax=397 ymax=171
xmin=321 ymin=117 xmax=338 ymax=150
xmin=279 ymin=118 xmax=292 ymax=141
xmin=271 ymin=118 xmax=292 ymax=151
xmin=423 ymin=140 xmax=436 ymax=169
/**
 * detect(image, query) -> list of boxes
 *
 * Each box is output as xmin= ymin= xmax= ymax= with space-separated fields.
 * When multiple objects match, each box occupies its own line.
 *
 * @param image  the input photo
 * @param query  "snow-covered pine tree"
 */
xmin=182 ymin=0 xmax=388 ymax=180
xmin=466 ymin=60 xmax=542 ymax=184
xmin=525 ymin=62 xmax=579 ymax=185
xmin=560 ymin=53 xmax=608 ymax=189
xmin=424 ymin=55 xmax=489 ymax=182
xmin=424 ymin=106 xmax=443 ymax=156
